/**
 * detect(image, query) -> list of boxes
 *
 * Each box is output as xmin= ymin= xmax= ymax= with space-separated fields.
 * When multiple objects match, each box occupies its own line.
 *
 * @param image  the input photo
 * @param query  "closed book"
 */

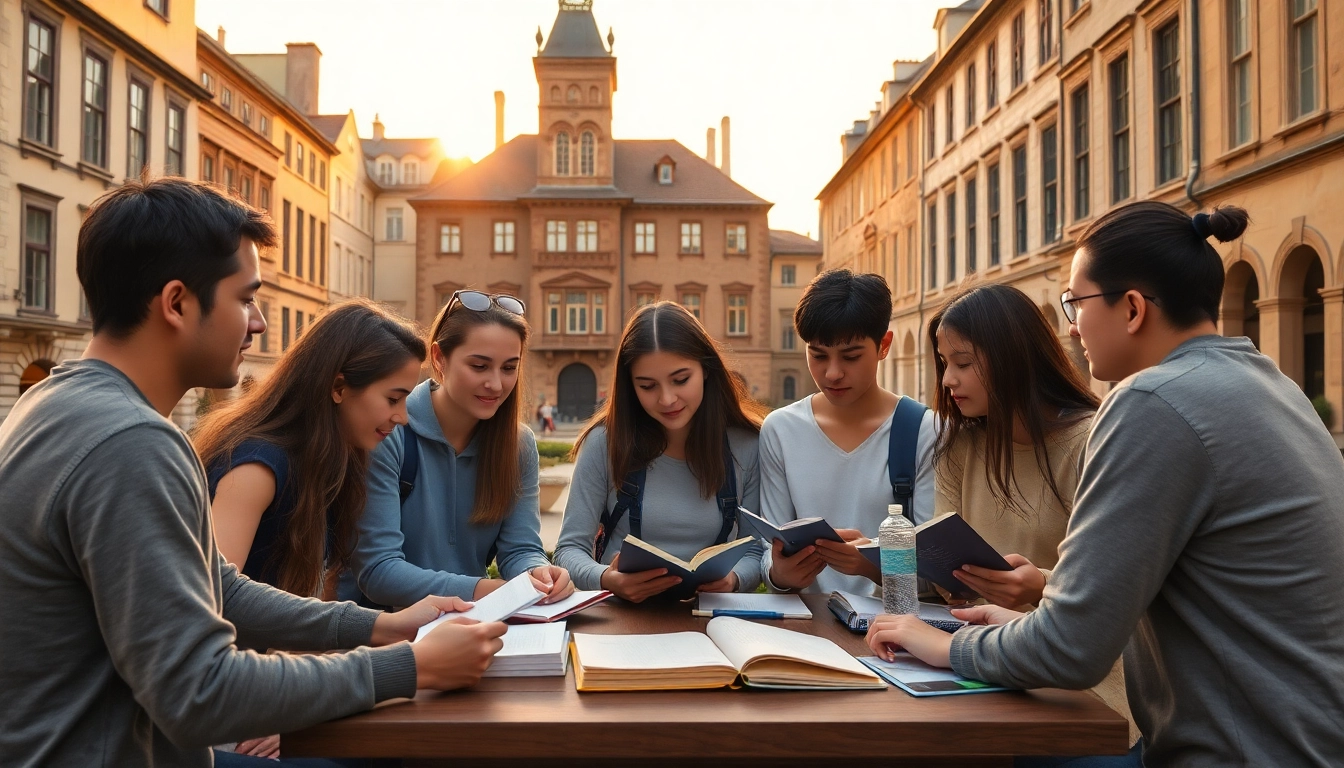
xmin=483 ymin=622 xmax=571 ymax=678
xmin=735 ymin=507 xmax=845 ymax=556
xmin=859 ymin=654 xmax=1012 ymax=697
xmin=509 ymin=590 xmax=613 ymax=623
xmin=826 ymin=590 xmax=967 ymax=633
xmin=571 ymin=617 xmax=886 ymax=692
xmin=912 ymin=513 xmax=1013 ymax=598
xmin=616 ymin=535 xmax=755 ymax=599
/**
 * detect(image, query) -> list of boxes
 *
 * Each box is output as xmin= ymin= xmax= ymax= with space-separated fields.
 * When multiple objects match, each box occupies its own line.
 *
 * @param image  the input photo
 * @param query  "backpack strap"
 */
xmin=594 ymin=467 xmax=647 ymax=562
xmin=888 ymin=396 xmax=928 ymax=524
xmin=398 ymin=423 xmax=420 ymax=506
xmin=713 ymin=440 xmax=739 ymax=546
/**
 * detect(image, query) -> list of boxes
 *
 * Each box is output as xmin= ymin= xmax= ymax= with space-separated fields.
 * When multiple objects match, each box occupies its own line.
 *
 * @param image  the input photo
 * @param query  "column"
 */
xmin=1319 ymin=287 xmax=1343 ymax=433
xmin=1255 ymin=297 xmax=1307 ymax=387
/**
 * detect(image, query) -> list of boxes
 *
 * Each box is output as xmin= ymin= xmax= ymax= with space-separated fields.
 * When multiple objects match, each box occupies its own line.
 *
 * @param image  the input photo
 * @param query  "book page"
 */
xmin=414 ymin=572 xmax=545 ymax=642
xmin=687 ymin=536 xmax=753 ymax=570
xmin=705 ymin=616 xmax=874 ymax=677
xmin=496 ymin=622 xmax=568 ymax=658
xmin=572 ymin=631 xmax=731 ymax=671
xmin=512 ymin=590 xmax=610 ymax=621
xmin=623 ymin=536 xmax=693 ymax=571
xmin=696 ymin=593 xmax=812 ymax=618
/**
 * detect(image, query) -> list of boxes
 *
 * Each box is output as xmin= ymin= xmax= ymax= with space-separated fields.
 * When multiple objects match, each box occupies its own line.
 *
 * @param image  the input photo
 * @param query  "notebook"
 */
xmin=735 ymin=507 xmax=845 ymax=555
xmin=827 ymin=590 xmax=968 ymax=634
xmin=414 ymin=572 xmax=546 ymax=643
xmin=571 ymin=616 xmax=886 ymax=691
xmin=482 ymin=622 xmax=571 ymax=678
xmin=692 ymin=592 xmax=813 ymax=620
xmin=859 ymin=653 xmax=1012 ymax=697
xmin=616 ymin=535 xmax=755 ymax=599
xmin=509 ymin=590 xmax=613 ymax=623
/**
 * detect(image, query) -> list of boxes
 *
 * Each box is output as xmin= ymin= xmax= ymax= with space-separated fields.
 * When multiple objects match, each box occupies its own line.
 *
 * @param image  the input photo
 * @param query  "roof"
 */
xmin=540 ymin=4 xmax=610 ymax=58
xmin=362 ymin=136 xmax=443 ymax=160
xmin=769 ymin=230 xmax=823 ymax=256
xmin=308 ymin=114 xmax=349 ymax=143
xmin=413 ymin=135 xmax=769 ymax=207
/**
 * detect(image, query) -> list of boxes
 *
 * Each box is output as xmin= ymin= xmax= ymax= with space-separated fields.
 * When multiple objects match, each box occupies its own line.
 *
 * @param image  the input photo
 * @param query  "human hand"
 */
xmin=412 ymin=618 xmax=507 ymax=690
xmin=767 ymin=538 xmax=825 ymax=590
xmin=370 ymin=595 xmax=475 ymax=646
xmin=599 ymin=553 xmax=682 ymax=602
xmin=472 ymin=578 xmax=507 ymax=600
xmin=530 ymin=565 xmax=576 ymax=604
xmin=952 ymin=554 xmax=1046 ymax=608
xmin=235 ymin=734 xmax=280 ymax=759
xmin=865 ymin=613 xmax=954 ymax=667
xmin=815 ymin=529 xmax=880 ymax=582
xmin=696 ymin=572 xmax=740 ymax=593
xmin=950 ymin=603 xmax=1025 ymax=626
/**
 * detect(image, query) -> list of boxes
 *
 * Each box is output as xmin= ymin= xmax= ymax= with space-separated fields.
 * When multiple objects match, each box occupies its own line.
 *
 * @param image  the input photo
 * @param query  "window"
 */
xmin=1289 ymin=0 xmax=1319 ymax=119
xmin=319 ymin=161 xmax=326 ymax=191
xmin=546 ymin=220 xmax=568 ymax=252
xmin=1110 ymin=55 xmax=1131 ymax=202
xmin=555 ymin=132 xmax=570 ymax=176
xmin=681 ymin=292 xmax=702 ymax=320
xmin=494 ymin=221 xmax=516 ymax=253
xmin=282 ymin=307 xmax=291 ymax=351
xmin=1072 ymin=85 xmax=1090 ymax=220
xmin=1042 ymin=125 xmax=1059 ymax=244
xmin=946 ymin=191 xmax=957 ymax=283
xmin=240 ymin=175 xmax=252 ymax=203
xmin=146 ymin=0 xmax=168 ymax=17
xmin=296 ymin=143 xmax=305 ymax=175
xmin=781 ymin=322 xmax=797 ymax=350
xmin=966 ymin=63 xmax=977 ymax=128
xmin=241 ymin=102 xmax=252 ymax=126
xmin=308 ymin=153 xmax=316 ymax=184
xmin=309 ymin=215 xmax=317 ymax=281
xmin=1155 ymin=21 xmax=1183 ymax=185
xmin=783 ymin=376 xmax=797 ymax=401
xmin=221 ymin=87 xmax=232 ymax=110
xmin=926 ymin=106 xmax=937 ymax=160
xmin=259 ymin=182 xmax=270 ymax=212
xmin=22 ymin=205 xmax=53 ymax=311
xmin=945 ymin=87 xmax=955 ymax=144
xmin=1013 ymin=145 xmax=1028 ymax=256
xmin=128 ymin=80 xmax=149 ymax=178
xmin=260 ymin=301 xmax=270 ymax=353
xmin=726 ymin=224 xmax=748 ymax=254
xmin=295 ymin=207 xmax=304 ymax=277
xmin=966 ymin=177 xmax=978 ymax=273
xmin=634 ymin=221 xmax=656 ymax=253
xmin=165 ymin=103 xmax=184 ymax=176
xmin=593 ymin=293 xmax=605 ymax=334
xmin=986 ymin=41 xmax=999 ymax=109
xmin=727 ymin=294 xmax=749 ymax=336
xmin=282 ymin=200 xmax=291 ymax=272
xmin=439 ymin=223 xmax=461 ymax=254
xmin=547 ymin=292 xmax=561 ymax=333
xmin=1229 ymin=0 xmax=1252 ymax=146
xmin=566 ymin=291 xmax=588 ymax=334
xmin=202 ymin=153 xmax=214 ymax=181
xmin=927 ymin=200 xmax=938 ymax=289
xmin=1039 ymin=0 xmax=1054 ymax=65
xmin=1011 ymin=13 xmax=1025 ymax=89
xmin=781 ymin=264 xmax=797 ymax=285
xmin=223 ymin=163 xmax=234 ymax=192
xmin=284 ymin=133 xmax=292 ymax=167
xmin=680 ymin=222 xmax=702 ymax=254
xmin=319 ymin=223 xmax=326 ymax=285
xmin=580 ymin=132 xmax=595 ymax=176
xmin=295 ymin=312 xmax=303 ymax=339
xmin=24 ymin=17 xmax=56 ymax=146
xmin=386 ymin=208 xmax=404 ymax=241
xmin=659 ymin=163 xmax=673 ymax=184
xmin=988 ymin=163 xmax=1001 ymax=266
xmin=201 ymin=70 xmax=214 ymax=92
xmin=259 ymin=114 xmax=270 ymax=136
xmin=576 ymin=220 xmax=598 ymax=252
xmin=378 ymin=160 xmax=393 ymax=185
xmin=81 ymin=52 xmax=108 ymax=167
xmin=402 ymin=161 xmax=417 ymax=185
xmin=635 ymin=291 xmax=655 ymax=307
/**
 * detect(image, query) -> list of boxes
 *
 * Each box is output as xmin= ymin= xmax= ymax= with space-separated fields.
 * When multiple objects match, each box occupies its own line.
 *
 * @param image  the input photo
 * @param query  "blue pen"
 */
xmin=694 ymin=609 xmax=786 ymax=619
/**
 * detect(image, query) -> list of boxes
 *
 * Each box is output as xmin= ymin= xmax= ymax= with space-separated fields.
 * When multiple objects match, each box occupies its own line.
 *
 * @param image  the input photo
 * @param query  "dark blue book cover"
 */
xmin=615 ymin=536 xmax=755 ymax=599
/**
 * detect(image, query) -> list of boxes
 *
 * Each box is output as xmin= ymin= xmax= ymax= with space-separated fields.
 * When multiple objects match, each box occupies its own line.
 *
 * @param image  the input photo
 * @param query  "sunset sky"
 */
xmin=196 ymin=0 xmax=946 ymax=237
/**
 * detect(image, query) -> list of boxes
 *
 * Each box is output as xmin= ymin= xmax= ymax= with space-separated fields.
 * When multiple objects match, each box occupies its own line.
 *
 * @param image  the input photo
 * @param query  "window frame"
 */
xmin=1011 ymin=12 xmax=1026 ymax=90
xmin=80 ymin=44 xmax=110 ymax=168
xmin=1154 ymin=19 xmax=1184 ymax=186
xmin=966 ymin=175 xmax=978 ymax=273
xmin=680 ymin=290 xmax=703 ymax=320
xmin=781 ymin=264 xmax=797 ymax=286
xmin=439 ymin=222 xmax=462 ymax=255
xmin=680 ymin=221 xmax=703 ymax=255
xmin=385 ymin=207 xmax=404 ymax=242
xmin=726 ymin=292 xmax=750 ymax=337
xmin=725 ymin=223 xmax=748 ymax=254
xmin=634 ymin=221 xmax=657 ymax=254
xmin=1109 ymin=53 xmax=1132 ymax=202
xmin=1038 ymin=0 xmax=1055 ymax=66
xmin=580 ymin=131 xmax=595 ymax=176
xmin=1012 ymin=144 xmax=1028 ymax=256
xmin=946 ymin=189 xmax=957 ymax=284
xmin=126 ymin=74 xmax=151 ymax=179
xmin=945 ymin=86 xmax=955 ymax=145
xmin=1289 ymin=0 xmax=1320 ymax=121
xmin=493 ymin=220 xmax=516 ymax=254
xmin=144 ymin=0 xmax=168 ymax=19
xmin=165 ymin=96 xmax=185 ymax=177
xmin=23 ymin=10 xmax=59 ymax=149
xmin=1042 ymin=123 xmax=1059 ymax=244
xmin=1228 ymin=0 xmax=1253 ymax=147
xmin=987 ymin=162 xmax=1001 ymax=266
xmin=986 ymin=40 xmax=999 ymax=109
xmin=546 ymin=219 xmax=568 ymax=252
xmin=1072 ymin=84 xmax=1090 ymax=221
xmin=555 ymin=131 xmax=571 ymax=176
xmin=20 ymin=196 xmax=57 ymax=313
xmin=965 ymin=62 xmax=977 ymax=128
xmin=576 ymin=219 xmax=598 ymax=253
xmin=927 ymin=199 xmax=938 ymax=289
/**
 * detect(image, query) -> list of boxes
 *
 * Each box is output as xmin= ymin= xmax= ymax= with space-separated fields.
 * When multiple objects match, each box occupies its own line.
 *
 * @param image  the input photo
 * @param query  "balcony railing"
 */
xmin=532 ymin=332 xmax=616 ymax=351
xmin=534 ymin=250 xmax=615 ymax=268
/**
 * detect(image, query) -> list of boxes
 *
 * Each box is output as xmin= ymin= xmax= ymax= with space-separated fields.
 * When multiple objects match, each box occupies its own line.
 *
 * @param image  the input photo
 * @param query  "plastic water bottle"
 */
xmin=879 ymin=504 xmax=919 ymax=615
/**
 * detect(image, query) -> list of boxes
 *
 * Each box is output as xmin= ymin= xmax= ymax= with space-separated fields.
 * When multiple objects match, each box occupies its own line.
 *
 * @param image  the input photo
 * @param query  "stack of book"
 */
xmin=483 ymin=622 xmax=571 ymax=678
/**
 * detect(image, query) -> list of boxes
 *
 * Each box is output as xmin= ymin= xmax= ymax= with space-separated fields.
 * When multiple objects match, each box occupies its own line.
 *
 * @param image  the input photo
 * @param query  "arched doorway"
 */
xmin=1277 ymin=244 xmax=1326 ymax=394
xmin=1222 ymin=260 xmax=1260 ymax=349
xmin=557 ymin=363 xmax=597 ymax=422
xmin=1302 ymin=258 xmax=1325 ymax=399
xmin=18 ymin=360 xmax=54 ymax=395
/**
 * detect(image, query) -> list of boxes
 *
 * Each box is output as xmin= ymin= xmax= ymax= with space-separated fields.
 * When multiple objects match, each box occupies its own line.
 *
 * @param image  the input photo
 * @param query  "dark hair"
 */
xmin=575 ymin=302 xmax=766 ymax=498
xmin=1077 ymin=201 xmax=1249 ymax=328
xmin=930 ymin=284 xmax=1100 ymax=519
xmin=77 ymin=176 xmax=276 ymax=337
xmin=193 ymin=299 xmax=426 ymax=597
xmin=426 ymin=296 xmax=530 ymax=526
xmin=794 ymin=268 xmax=893 ymax=348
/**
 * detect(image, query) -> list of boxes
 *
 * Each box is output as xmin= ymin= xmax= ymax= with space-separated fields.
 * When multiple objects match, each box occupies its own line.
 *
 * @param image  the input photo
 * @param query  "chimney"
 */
xmin=284 ymin=42 xmax=322 ymax=115
xmin=494 ymin=91 xmax=505 ymax=150
xmin=372 ymin=113 xmax=385 ymax=142
xmin=720 ymin=116 xmax=731 ymax=178
xmin=706 ymin=127 xmax=717 ymax=166
xmin=216 ymin=26 xmax=226 ymax=49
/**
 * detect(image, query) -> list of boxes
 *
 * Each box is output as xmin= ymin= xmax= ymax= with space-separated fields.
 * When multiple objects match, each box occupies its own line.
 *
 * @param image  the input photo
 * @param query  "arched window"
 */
xmin=783 ymin=376 xmax=797 ymax=401
xmin=555 ymin=132 xmax=570 ymax=176
xmin=580 ymin=131 xmax=595 ymax=176
xmin=589 ymin=86 xmax=600 ymax=104
xmin=550 ymin=85 xmax=560 ymax=102
xmin=567 ymin=85 xmax=580 ymax=103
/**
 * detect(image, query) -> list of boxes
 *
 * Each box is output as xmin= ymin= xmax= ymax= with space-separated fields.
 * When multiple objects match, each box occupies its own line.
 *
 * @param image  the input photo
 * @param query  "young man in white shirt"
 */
xmin=759 ymin=269 xmax=936 ymax=595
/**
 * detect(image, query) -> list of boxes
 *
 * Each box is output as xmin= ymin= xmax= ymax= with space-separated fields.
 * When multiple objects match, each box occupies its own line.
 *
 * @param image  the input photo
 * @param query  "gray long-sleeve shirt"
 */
xmin=949 ymin=335 xmax=1344 ymax=767
xmin=0 ymin=360 xmax=417 ymax=767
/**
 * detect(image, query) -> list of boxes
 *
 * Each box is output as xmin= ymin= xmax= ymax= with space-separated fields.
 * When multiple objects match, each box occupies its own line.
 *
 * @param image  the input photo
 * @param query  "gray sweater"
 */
xmin=949 ymin=335 xmax=1344 ymax=767
xmin=0 ymin=360 xmax=417 ymax=767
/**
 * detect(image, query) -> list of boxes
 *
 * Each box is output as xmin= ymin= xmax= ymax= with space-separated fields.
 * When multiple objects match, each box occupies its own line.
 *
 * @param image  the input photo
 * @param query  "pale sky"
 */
xmin=196 ymin=0 xmax=945 ymax=237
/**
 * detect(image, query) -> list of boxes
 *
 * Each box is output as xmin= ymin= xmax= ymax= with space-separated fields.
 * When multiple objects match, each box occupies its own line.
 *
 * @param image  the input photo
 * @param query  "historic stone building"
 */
xmin=768 ymin=229 xmax=823 ymax=406
xmin=411 ymin=0 xmax=772 ymax=423
xmin=311 ymin=110 xmax=377 ymax=304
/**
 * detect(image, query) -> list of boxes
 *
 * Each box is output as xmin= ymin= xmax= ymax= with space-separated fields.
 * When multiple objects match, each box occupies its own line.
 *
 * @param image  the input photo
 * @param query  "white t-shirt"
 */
xmin=539 ymin=404 xmax=554 ymax=419
xmin=758 ymin=394 xmax=937 ymax=596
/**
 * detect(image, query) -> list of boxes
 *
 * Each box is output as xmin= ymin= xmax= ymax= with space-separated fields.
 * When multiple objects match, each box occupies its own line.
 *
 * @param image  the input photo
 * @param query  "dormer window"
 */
xmin=655 ymin=155 xmax=676 ymax=185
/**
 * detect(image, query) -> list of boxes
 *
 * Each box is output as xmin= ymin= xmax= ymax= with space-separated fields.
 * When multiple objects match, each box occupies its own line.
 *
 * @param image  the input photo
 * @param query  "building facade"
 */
xmin=0 ymin=0 xmax=207 ymax=420
xmin=768 ymin=230 xmax=822 ymax=406
xmin=312 ymin=110 xmax=377 ymax=303
xmin=410 ymin=0 xmax=773 ymax=423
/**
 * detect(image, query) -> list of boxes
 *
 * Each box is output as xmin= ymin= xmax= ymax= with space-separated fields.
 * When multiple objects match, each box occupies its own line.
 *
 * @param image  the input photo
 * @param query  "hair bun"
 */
xmin=1203 ymin=205 xmax=1250 ymax=243
xmin=1192 ymin=213 xmax=1213 ymax=239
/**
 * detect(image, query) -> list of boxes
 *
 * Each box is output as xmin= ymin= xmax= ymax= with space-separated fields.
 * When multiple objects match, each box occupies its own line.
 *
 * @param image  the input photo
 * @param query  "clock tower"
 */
xmin=533 ymin=0 xmax=617 ymax=187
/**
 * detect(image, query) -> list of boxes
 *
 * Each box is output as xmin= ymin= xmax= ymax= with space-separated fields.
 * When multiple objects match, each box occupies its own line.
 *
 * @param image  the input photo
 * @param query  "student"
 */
xmin=760 ymin=269 xmax=937 ymax=595
xmin=867 ymin=203 xmax=1344 ymax=767
xmin=0 ymin=178 xmax=505 ymax=768
xmin=346 ymin=290 xmax=573 ymax=607
xmin=929 ymin=283 xmax=1140 ymax=764
xmin=553 ymin=302 xmax=765 ymax=600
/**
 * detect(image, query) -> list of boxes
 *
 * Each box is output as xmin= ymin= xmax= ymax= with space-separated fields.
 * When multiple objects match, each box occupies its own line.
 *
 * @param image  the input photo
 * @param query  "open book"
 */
xmin=616 ymin=535 xmax=755 ymax=599
xmin=735 ymin=507 xmax=844 ymax=556
xmin=571 ymin=616 xmax=886 ymax=691
xmin=509 ymin=590 xmax=612 ymax=623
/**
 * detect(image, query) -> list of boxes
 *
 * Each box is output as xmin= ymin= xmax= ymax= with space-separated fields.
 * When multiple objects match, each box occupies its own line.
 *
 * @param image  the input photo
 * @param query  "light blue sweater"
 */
xmin=343 ymin=379 xmax=550 ymax=605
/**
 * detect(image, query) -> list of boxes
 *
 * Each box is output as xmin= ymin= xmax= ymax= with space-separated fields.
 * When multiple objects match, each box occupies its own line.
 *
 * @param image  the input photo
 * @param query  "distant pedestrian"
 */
xmin=540 ymin=402 xmax=556 ymax=434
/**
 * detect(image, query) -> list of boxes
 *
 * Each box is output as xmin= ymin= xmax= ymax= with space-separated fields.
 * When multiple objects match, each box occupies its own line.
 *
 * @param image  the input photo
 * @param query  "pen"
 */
xmin=691 ymin=609 xmax=787 ymax=619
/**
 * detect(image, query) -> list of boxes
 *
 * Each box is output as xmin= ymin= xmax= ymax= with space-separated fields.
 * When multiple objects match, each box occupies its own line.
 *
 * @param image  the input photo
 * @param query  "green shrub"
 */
xmin=1311 ymin=395 xmax=1334 ymax=430
xmin=536 ymin=440 xmax=574 ymax=460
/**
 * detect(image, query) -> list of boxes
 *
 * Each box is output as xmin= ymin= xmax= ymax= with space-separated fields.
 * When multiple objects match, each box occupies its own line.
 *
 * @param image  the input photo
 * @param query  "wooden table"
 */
xmin=283 ymin=595 xmax=1128 ymax=767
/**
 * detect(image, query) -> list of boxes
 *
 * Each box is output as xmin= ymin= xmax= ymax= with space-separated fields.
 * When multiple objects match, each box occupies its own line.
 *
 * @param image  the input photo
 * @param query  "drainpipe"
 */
xmin=1184 ymin=0 xmax=1203 ymax=207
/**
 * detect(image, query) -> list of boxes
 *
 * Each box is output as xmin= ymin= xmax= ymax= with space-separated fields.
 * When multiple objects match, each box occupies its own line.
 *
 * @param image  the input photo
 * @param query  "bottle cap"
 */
xmin=887 ymin=504 xmax=904 ymax=517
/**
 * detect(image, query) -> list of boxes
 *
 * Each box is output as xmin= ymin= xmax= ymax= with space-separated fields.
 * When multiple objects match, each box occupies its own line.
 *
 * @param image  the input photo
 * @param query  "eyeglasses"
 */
xmin=1059 ymin=289 xmax=1157 ymax=324
xmin=446 ymin=290 xmax=526 ymax=316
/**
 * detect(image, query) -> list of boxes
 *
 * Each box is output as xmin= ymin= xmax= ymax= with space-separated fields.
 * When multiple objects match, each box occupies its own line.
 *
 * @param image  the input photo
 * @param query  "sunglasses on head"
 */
xmin=446 ymin=290 xmax=526 ymax=316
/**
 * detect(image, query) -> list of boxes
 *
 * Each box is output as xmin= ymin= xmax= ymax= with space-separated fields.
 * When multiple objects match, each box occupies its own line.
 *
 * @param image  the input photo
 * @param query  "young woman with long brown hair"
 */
xmin=553 ymin=302 xmax=767 ymax=602
xmin=343 ymin=290 xmax=572 ymax=607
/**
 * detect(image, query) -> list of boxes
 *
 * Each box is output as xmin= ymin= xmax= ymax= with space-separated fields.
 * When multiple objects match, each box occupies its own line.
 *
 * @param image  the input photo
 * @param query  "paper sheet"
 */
xmin=695 ymin=592 xmax=812 ymax=618
xmin=414 ymin=572 xmax=545 ymax=643
xmin=571 ymin=631 xmax=731 ymax=670
xmin=496 ymin=622 xmax=568 ymax=658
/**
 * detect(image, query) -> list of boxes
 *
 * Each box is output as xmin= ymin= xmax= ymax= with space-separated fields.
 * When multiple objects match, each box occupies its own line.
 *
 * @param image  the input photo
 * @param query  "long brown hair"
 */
xmin=194 ymin=299 xmax=426 ymax=596
xmin=928 ymin=284 xmax=1100 ymax=518
xmin=575 ymin=302 xmax=766 ymax=497
xmin=427 ymin=297 xmax=529 ymax=526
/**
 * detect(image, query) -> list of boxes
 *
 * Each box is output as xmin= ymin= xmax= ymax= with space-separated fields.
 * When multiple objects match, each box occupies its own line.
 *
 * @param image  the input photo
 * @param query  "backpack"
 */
xmin=888 ymin=395 xmax=929 ymax=523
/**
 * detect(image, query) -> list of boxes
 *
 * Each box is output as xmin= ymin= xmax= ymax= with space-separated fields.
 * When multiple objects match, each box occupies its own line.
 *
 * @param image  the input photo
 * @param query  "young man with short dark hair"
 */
xmin=759 ymin=269 xmax=936 ymax=594
xmin=0 ymin=178 xmax=505 ymax=767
